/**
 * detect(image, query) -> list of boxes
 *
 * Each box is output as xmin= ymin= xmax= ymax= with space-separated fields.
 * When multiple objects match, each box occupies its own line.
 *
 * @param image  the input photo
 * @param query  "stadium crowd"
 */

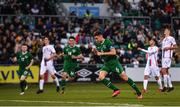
xmin=0 ymin=0 xmax=179 ymax=66
xmin=0 ymin=0 xmax=56 ymax=15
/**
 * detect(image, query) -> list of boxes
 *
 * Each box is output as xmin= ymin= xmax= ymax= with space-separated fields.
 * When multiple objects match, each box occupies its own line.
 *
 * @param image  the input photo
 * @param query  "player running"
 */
xmin=92 ymin=31 xmax=142 ymax=99
xmin=138 ymin=38 xmax=163 ymax=93
xmin=57 ymin=36 xmax=84 ymax=94
xmin=36 ymin=37 xmax=60 ymax=94
xmin=161 ymin=27 xmax=177 ymax=92
xmin=12 ymin=43 xmax=34 ymax=95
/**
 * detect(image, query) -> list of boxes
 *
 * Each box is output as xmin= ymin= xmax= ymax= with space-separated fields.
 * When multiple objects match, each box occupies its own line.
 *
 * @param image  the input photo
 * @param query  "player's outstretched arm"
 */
xmin=138 ymin=47 xmax=158 ymax=55
xmin=138 ymin=47 xmax=148 ymax=53
xmin=10 ymin=57 xmax=17 ymax=63
xmin=91 ymin=48 xmax=97 ymax=54
xmin=163 ymin=44 xmax=178 ymax=51
xmin=56 ymin=53 xmax=64 ymax=58
xmin=71 ymin=54 xmax=84 ymax=60
xmin=96 ymin=48 xmax=116 ymax=56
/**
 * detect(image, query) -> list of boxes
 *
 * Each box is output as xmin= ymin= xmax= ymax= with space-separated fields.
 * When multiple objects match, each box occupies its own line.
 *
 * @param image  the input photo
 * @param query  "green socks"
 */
xmin=127 ymin=78 xmax=141 ymax=95
xmin=101 ymin=78 xmax=119 ymax=91
xmin=20 ymin=80 xmax=26 ymax=92
xmin=60 ymin=80 xmax=66 ymax=91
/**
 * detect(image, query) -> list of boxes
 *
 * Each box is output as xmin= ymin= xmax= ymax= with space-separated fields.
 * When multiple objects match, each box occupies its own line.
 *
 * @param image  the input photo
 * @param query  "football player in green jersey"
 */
xmin=12 ymin=44 xmax=34 ymax=95
xmin=92 ymin=32 xmax=142 ymax=99
xmin=57 ymin=36 xmax=84 ymax=94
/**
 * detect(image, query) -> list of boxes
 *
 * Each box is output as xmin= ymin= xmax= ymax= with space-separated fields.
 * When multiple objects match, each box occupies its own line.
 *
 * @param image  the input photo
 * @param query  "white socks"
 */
xmin=54 ymin=77 xmax=60 ymax=87
xmin=163 ymin=74 xmax=173 ymax=88
xmin=163 ymin=75 xmax=168 ymax=87
xmin=157 ymin=78 xmax=163 ymax=89
xmin=167 ymin=75 xmax=173 ymax=88
xmin=39 ymin=77 xmax=59 ymax=91
xmin=39 ymin=79 xmax=44 ymax=90
xmin=143 ymin=79 xmax=148 ymax=90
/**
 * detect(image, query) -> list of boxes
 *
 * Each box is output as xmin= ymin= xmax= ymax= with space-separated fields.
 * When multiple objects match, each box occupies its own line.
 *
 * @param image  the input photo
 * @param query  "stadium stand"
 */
xmin=0 ymin=0 xmax=179 ymax=66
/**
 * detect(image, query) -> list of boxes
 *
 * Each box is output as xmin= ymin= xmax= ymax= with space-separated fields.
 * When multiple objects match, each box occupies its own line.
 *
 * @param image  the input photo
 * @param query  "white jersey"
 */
xmin=41 ymin=45 xmax=56 ymax=65
xmin=147 ymin=46 xmax=159 ymax=67
xmin=141 ymin=46 xmax=160 ymax=77
xmin=162 ymin=36 xmax=176 ymax=58
xmin=141 ymin=46 xmax=159 ymax=67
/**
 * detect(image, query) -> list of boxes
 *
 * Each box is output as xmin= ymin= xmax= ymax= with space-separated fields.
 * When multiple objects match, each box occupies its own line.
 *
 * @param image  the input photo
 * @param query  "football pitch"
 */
xmin=0 ymin=82 xmax=180 ymax=106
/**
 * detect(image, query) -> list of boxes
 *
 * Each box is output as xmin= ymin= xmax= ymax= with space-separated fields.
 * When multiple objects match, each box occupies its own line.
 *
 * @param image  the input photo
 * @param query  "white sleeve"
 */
xmin=51 ymin=45 xmax=56 ymax=53
xmin=141 ymin=47 xmax=157 ymax=54
xmin=171 ymin=37 xmax=176 ymax=45
xmin=140 ymin=49 xmax=149 ymax=53
xmin=42 ymin=47 xmax=44 ymax=54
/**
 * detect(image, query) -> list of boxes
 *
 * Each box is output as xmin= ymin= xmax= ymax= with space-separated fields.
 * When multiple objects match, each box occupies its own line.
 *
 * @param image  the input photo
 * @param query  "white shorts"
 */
xmin=162 ymin=58 xmax=171 ymax=68
xmin=40 ymin=63 xmax=56 ymax=75
xmin=144 ymin=66 xmax=160 ymax=77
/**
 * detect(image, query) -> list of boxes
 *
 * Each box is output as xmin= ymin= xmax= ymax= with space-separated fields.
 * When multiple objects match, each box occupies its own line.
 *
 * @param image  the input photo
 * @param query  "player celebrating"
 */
xmin=12 ymin=43 xmax=34 ymax=95
xmin=92 ymin=32 xmax=142 ymax=99
xmin=161 ymin=27 xmax=177 ymax=92
xmin=36 ymin=37 xmax=60 ymax=94
xmin=138 ymin=38 xmax=163 ymax=93
xmin=58 ymin=36 xmax=84 ymax=94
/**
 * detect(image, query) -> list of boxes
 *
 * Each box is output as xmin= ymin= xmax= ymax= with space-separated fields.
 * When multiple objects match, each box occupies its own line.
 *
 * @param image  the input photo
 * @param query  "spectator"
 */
xmin=31 ymin=4 xmax=39 ymax=15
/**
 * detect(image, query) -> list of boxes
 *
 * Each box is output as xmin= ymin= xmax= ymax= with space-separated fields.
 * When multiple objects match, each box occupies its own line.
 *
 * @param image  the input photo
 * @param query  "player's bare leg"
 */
xmin=120 ymin=72 xmax=142 ymax=99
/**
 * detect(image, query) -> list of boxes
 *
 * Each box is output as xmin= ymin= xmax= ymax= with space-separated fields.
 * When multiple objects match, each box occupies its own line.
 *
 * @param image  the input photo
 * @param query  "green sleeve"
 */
xmin=106 ymin=39 xmax=114 ymax=49
xmin=63 ymin=47 xmax=67 ymax=54
xmin=29 ymin=52 xmax=33 ymax=60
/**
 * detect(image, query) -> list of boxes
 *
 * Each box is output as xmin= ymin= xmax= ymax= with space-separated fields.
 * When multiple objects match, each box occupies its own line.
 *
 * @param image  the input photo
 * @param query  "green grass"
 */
xmin=0 ymin=82 xmax=180 ymax=106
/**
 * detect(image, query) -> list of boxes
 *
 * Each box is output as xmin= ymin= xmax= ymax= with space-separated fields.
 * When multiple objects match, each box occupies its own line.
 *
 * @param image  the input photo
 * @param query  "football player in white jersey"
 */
xmin=36 ymin=37 xmax=60 ymax=94
xmin=138 ymin=38 xmax=163 ymax=93
xmin=161 ymin=27 xmax=177 ymax=92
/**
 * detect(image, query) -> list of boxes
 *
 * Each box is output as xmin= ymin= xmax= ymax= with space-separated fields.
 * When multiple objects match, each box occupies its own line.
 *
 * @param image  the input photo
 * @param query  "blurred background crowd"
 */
xmin=0 ymin=0 xmax=179 ymax=66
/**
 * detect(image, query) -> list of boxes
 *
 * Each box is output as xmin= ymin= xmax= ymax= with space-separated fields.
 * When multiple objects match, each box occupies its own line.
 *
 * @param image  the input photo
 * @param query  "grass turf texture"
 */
xmin=0 ymin=82 xmax=180 ymax=106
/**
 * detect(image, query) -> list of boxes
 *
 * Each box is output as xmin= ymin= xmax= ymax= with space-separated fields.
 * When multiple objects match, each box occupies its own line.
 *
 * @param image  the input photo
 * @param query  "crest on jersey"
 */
xmin=72 ymin=49 xmax=76 ymax=53
xmin=103 ymin=45 xmax=106 ymax=49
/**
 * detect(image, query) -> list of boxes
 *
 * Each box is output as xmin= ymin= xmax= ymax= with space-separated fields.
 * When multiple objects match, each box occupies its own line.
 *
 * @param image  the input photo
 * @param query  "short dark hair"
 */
xmin=150 ymin=37 xmax=157 ymax=45
xmin=69 ymin=36 xmax=75 ymax=40
xmin=164 ymin=25 xmax=171 ymax=30
xmin=94 ymin=31 xmax=102 ymax=37
xmin=43 ymin=36 xmax=50 ymax=40
xmin=22 ymin=43 xmax=28 ymax=46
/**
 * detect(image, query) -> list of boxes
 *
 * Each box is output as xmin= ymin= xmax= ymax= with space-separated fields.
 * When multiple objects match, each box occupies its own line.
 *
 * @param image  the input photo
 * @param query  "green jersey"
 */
xmin=96 ymin=39 xmax=117 ymax=64
xmin=63 ymin=45 xmax=81 ymax=77
xmin=63 ymin=45 xmax=81 ymax=64
xmin=96 ymin=39 xmax=124 ymax=74
xmin=16 ymin=52 xmax=32 ymax=70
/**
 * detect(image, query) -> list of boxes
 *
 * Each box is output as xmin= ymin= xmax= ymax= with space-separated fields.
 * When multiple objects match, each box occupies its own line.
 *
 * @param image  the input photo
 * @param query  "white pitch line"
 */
xmin=0 ymin=100 xmax=143 ymax=106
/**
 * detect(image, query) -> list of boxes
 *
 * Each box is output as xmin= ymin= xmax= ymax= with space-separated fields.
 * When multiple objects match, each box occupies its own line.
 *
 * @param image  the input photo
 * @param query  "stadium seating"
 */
xmin=0 ymin=0 xmax=179 ymax=66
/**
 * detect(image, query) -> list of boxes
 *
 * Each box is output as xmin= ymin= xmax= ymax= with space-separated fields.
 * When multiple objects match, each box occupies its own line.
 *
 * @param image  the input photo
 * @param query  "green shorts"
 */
xmin=18 ymin=69 xmax=29 ymax=77
xmin=63 ymin=64 xmax=77 ymax=77
xmin=100 ymin=60 xmax=124 ymax=75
